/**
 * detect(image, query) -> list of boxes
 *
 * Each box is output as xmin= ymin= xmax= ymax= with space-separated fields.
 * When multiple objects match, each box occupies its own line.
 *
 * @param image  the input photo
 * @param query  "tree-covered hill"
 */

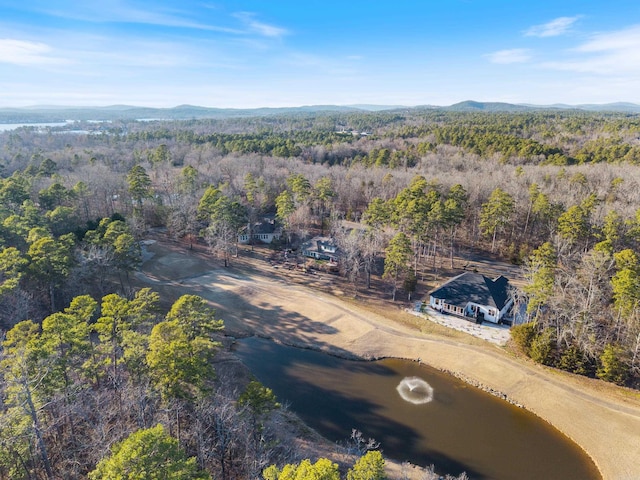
xmin=2 ymin=100 xmax=640 ymax=124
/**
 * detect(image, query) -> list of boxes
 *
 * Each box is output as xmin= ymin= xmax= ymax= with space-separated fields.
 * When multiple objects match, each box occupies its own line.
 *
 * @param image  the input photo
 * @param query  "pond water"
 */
xmin=235 ymin=337 xmax=600 ymax=480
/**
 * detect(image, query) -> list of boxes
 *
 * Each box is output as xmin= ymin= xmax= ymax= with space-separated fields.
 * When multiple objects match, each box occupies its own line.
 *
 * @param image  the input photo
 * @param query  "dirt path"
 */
xmin=138 ymin=239 xmax=640 ymax=480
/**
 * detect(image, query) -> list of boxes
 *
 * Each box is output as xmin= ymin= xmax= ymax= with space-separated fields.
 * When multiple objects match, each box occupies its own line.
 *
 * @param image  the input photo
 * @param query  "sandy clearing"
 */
xmin=139 ymin=240 xmax=640 ymax=480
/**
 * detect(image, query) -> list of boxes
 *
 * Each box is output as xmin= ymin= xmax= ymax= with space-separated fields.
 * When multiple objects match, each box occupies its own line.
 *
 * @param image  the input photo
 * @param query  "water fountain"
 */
xmin=396 ymin=376 xmax=434 ymax=404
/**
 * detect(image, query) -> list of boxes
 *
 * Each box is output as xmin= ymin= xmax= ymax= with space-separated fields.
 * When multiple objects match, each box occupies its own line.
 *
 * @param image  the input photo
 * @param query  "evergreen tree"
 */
xmin=523 ymin=242 xmax=557 ymax=315
xmin=127 ymin=165 xmax=153 ymax=209
xmin=89 ymin=424 xmax=210 ymax=480
xmin=597 ymin=344 xmax=629 ymax=385
xmin=383 ymin=232 xmax=412 ymax=301
xmin=347 ymin=451 xmax=386 ymax=480
xmin=479 ymin=187 xmax=515 ymax=252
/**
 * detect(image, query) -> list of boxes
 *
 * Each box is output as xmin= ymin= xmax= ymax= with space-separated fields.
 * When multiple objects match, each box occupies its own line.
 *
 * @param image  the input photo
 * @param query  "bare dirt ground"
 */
xmin=136 ymin=235 xmax=640 ymax=480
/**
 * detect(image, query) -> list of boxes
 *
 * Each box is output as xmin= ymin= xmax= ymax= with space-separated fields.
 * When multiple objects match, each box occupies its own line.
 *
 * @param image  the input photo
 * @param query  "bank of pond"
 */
xmin=234 ymin=337 xmax=600 ymax=480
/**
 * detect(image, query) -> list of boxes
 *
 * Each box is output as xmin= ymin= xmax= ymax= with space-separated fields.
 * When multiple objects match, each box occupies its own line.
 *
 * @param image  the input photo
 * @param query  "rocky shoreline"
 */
xmin=440 ymin=368 xmax=524 ymax=408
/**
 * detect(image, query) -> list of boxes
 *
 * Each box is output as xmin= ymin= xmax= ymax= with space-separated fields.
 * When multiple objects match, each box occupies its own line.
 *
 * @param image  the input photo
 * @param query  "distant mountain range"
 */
xmin=444 ymin=100 xmax=640 ymax=113
xmin=1 ymin=100 xmax=640 ymax=123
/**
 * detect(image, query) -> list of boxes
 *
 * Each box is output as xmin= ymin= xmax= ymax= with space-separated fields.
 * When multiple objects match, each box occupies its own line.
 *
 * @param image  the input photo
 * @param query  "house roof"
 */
xmin=252 ymin=219 xmax=279 ymax=235
xmin=428 ymin=272 xmax=511 ymax=310
xmin=239 ymin=217 xmax=280 ymax=235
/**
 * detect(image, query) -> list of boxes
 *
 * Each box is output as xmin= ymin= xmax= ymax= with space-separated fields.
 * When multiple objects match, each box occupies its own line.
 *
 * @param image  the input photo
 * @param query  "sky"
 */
xmin=1 ymin=1 xmax=640 ymax=108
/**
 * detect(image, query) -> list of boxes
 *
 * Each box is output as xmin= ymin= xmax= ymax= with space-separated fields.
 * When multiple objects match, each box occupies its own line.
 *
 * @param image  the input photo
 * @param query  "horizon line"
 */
xmin=1 ymin=100 xmax=639 ymax=110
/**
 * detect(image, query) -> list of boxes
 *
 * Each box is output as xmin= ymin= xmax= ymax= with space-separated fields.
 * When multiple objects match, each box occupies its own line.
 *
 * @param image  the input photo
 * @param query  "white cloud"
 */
xmin=234 ymin=12 xmax=288 ymax=38
xmin=525 ymin=16 xmax=580 ymax=38
xmin=0 ymin=38 xmax=69 ymax=66
xmin=542 ymin=25 xmax=640 ymax=74
xmin=575 ymin=24 xmax=640 ymax=53
xmin=28 ymin=2 xmax=242 ymax=33
xmin=485 ymin=49 xmax=532 ymax=64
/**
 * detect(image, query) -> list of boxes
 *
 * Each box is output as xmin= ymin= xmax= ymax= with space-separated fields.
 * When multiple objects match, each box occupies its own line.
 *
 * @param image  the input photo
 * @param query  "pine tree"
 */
xmin=89 ymin=424 xmax=210 ymax=480
xmin=479 ymin=187 xmax=514 ymax=252
xmin=383 ymin=232 xmax=412 ymax=301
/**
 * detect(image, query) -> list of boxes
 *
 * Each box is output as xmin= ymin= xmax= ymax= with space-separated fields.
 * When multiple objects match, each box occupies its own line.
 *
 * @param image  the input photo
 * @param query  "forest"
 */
xmin=0 ymin=107 xmax=639 ymax=478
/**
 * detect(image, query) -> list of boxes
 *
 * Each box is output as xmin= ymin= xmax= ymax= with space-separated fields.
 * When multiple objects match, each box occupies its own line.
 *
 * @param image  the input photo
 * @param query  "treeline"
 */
xmin=0 ymin=157 xmax=144 ymax=323
xmin=512 ymin=236 xmax=640 ymax=385
xmin=121 ymin=109 xmax=640 ymax=166
xmin=6 ymin=110 xmax=640 ymax=180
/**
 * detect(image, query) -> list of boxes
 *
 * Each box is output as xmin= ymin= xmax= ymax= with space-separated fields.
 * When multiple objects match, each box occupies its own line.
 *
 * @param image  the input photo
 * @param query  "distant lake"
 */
xmin=235 ymin=337 xmax=601 ymax=480
xmin=0 ymin=122 xmax=69 ymax=132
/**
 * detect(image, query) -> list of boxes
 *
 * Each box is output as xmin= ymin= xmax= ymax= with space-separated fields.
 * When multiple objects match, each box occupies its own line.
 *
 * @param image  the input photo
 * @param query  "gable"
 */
xmin=487 ymin=275 xmax=510 ymax=311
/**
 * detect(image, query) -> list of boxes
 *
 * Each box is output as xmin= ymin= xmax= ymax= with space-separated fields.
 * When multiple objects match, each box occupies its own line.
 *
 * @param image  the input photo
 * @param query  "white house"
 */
xmin=301 ymin=236 xmax=340 ymax=262
xmin=238 ymin=218 xmax=282 ymax=245
xmin=427 ymin=272 xmax=513 ymax=324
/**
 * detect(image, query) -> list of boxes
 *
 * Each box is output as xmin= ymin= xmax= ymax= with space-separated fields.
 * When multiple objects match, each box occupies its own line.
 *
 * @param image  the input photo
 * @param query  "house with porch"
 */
xmin=427 ymin=272 xmax=513 ymax=324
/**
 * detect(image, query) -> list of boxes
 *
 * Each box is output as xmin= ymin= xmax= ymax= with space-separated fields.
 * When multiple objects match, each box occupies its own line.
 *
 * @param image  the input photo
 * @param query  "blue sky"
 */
xmin=1 ymin=1 xmax=640 ymax=107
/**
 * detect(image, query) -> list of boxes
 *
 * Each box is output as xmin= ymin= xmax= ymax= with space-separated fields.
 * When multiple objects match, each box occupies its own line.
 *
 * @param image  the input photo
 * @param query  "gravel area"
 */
xmin=408 ymin=307 xmax=511 ymax=345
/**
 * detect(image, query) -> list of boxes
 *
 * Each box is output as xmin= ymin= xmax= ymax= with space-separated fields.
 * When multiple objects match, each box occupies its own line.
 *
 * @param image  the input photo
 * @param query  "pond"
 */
xmin=234 ymin=337 xmax=600 ymax=480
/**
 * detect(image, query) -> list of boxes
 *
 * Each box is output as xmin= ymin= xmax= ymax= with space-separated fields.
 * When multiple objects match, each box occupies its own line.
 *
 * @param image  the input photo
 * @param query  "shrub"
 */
xmin=597 ymin=344 xmax=629 ymax=385
xmin=510 ymin=322 xmax=537 ymax=354
xmin=529 ymin=328 xmax=555 ymax=365
xmin=558 ymin=345 xmax=591 ymax=376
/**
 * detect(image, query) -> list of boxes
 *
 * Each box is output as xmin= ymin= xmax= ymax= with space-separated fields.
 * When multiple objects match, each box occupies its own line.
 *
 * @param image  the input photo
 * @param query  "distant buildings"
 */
xmin=336 ymin=128 xmax=370 ymax=136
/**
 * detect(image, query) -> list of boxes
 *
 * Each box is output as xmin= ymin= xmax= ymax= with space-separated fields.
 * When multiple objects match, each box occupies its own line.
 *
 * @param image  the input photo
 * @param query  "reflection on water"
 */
xmin=235 ymin=337 xmax=600 ymax=480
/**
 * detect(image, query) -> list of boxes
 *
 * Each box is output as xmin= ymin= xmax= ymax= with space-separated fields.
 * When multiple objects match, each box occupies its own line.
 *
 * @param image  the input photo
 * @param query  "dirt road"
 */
xmin=138 ymin=239 xmax=640 ymax=480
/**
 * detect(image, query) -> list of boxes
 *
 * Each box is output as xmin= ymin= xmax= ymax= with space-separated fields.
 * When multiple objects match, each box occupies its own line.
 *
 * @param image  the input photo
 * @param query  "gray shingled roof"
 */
xmin=428 ymin=272 xmax=511 ymax=310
